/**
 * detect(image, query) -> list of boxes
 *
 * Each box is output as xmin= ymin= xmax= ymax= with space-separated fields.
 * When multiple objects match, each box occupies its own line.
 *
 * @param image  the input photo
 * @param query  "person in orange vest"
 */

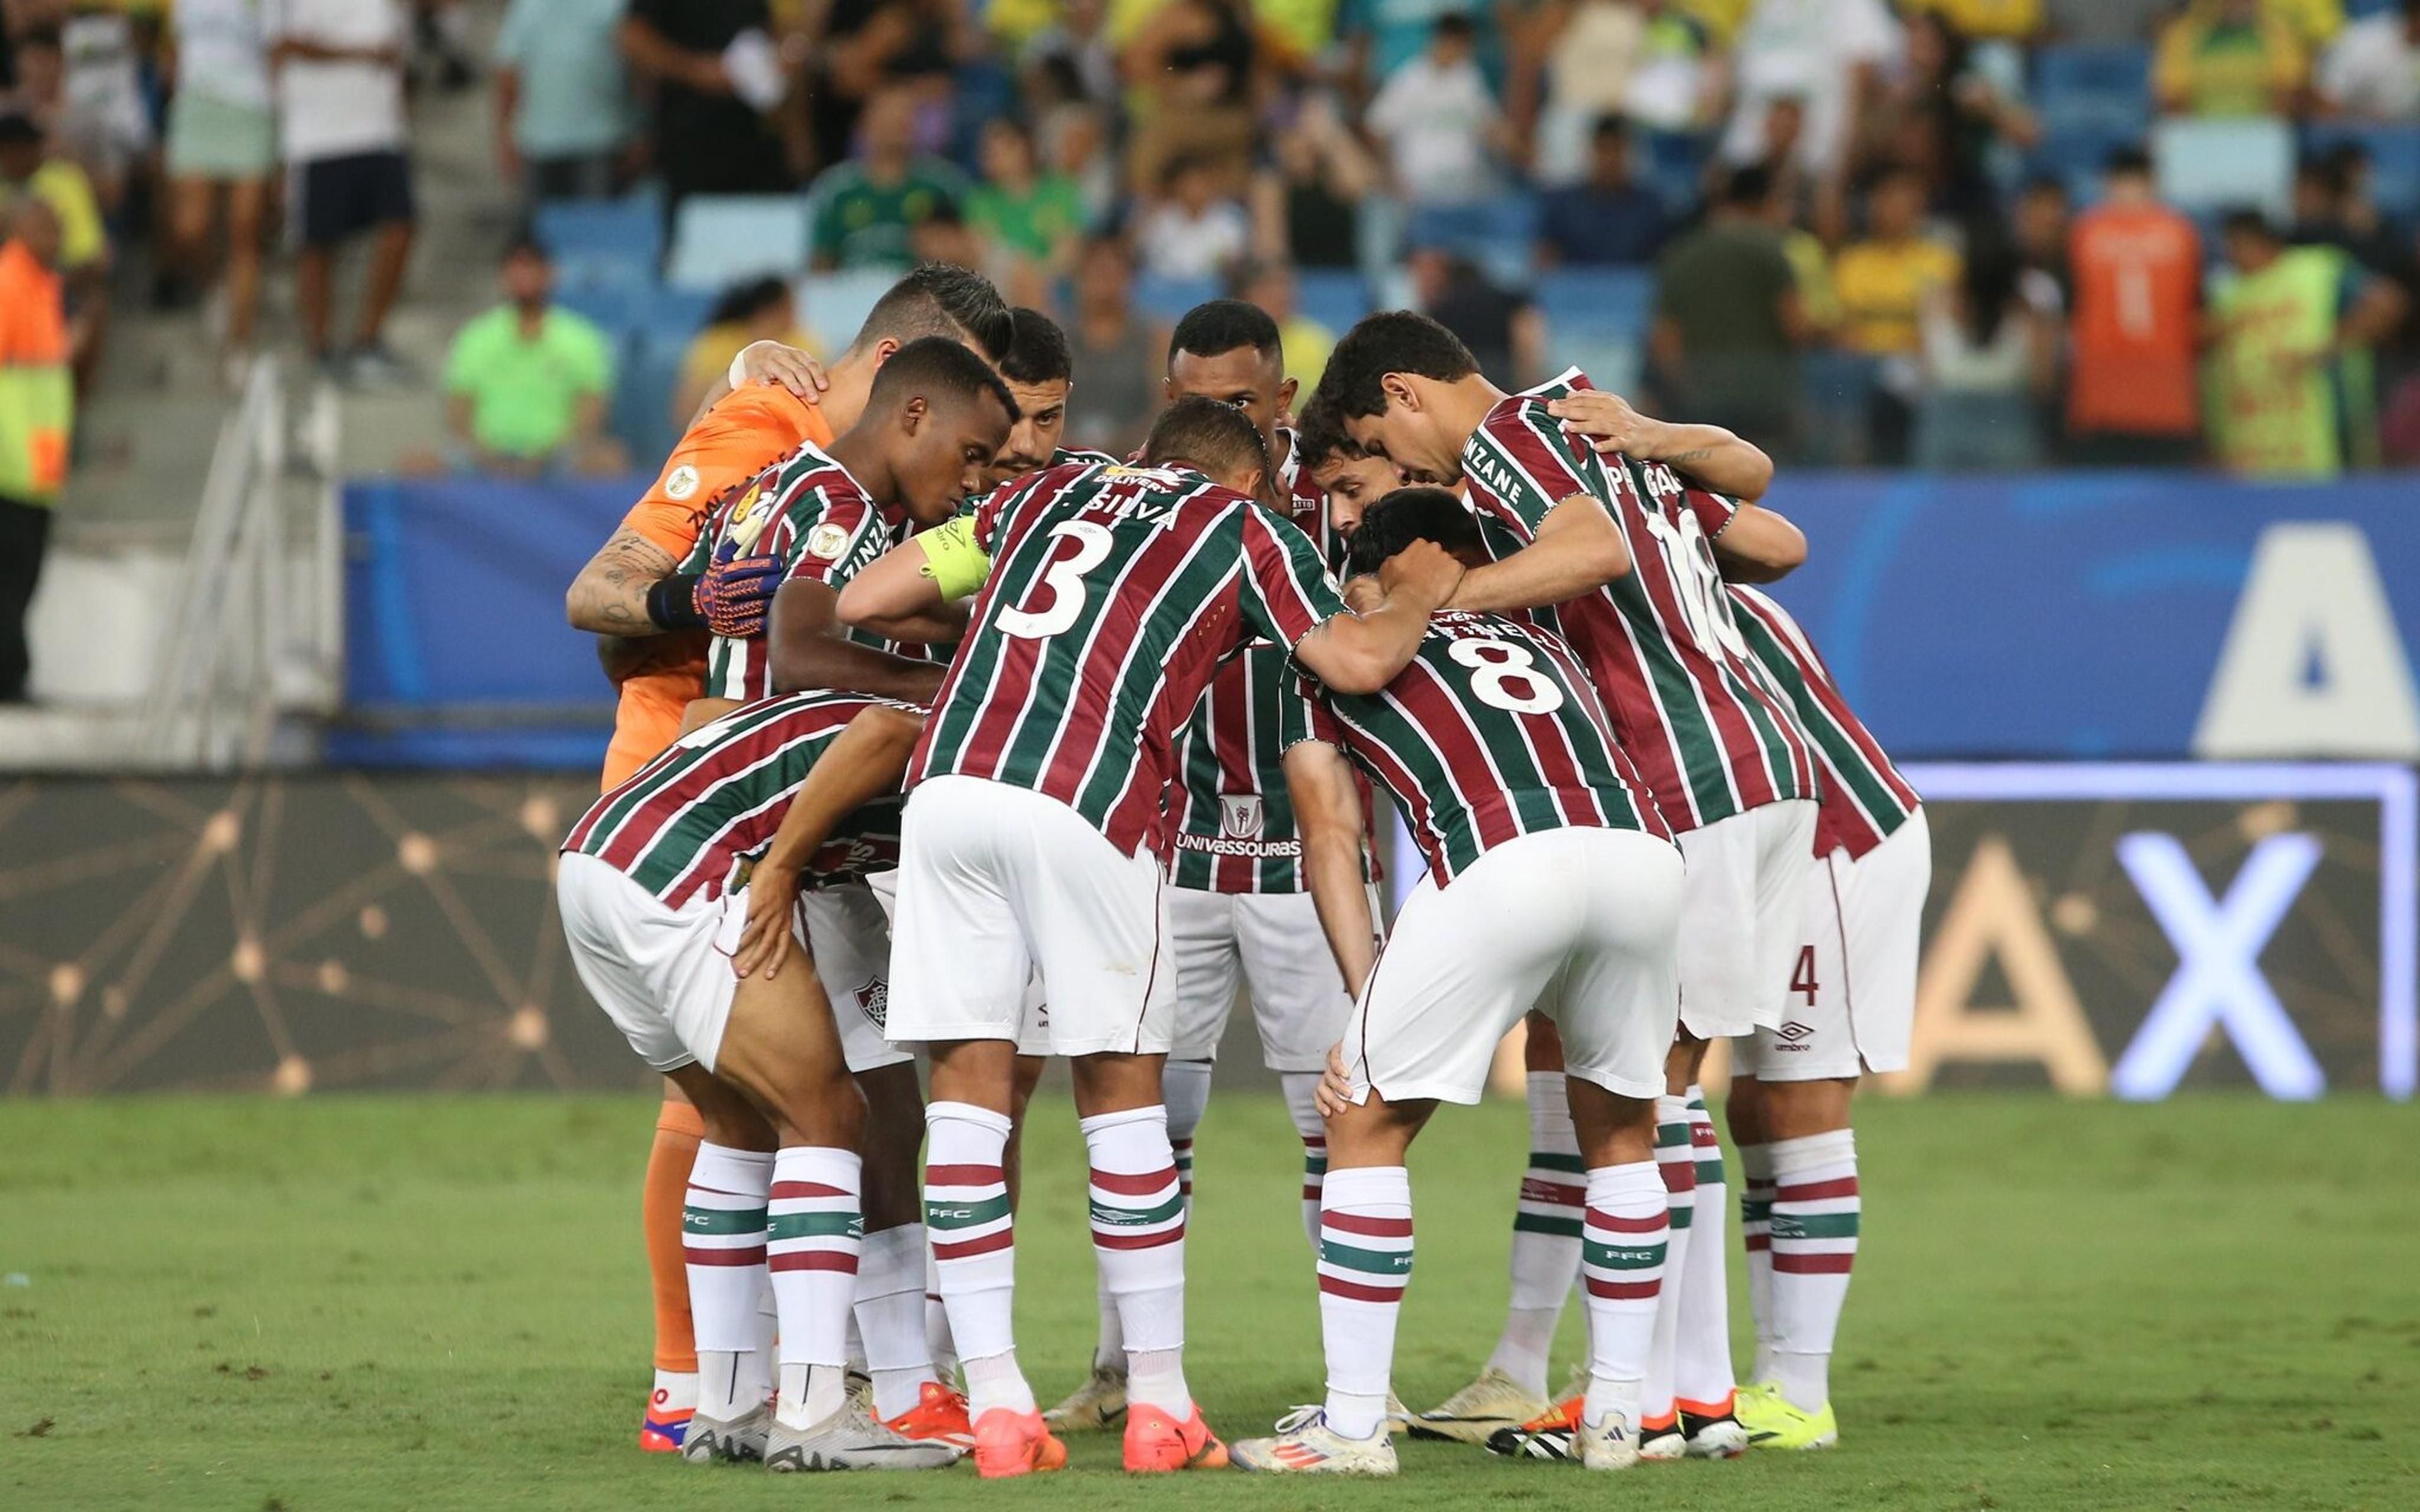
xmin=0 ymin=195 xmax=71 ymax=702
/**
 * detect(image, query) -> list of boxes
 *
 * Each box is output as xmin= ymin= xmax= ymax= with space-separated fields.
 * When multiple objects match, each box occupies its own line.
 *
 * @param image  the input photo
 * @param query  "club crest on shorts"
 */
xmin=855 ymin=977 xmax=888 ymax=1031
xmin=1219 ymin=795 xmax=1264 ymax=840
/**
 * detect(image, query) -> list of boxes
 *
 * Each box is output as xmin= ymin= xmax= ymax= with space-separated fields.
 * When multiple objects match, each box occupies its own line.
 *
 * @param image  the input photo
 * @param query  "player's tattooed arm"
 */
xmin=1283 ymin=738 xmax=1380 ymax=995
xmin=566 ymin=530 xmax=679 ymax=634
xmin=1710 ymin=503 xmax=1807 ymax=585
xmin=1545 ymin=391 xmax=1775 ymax=502
xmin=1444 ymin=495 xmax=1632 ymax=614
xmin=766 ymin=579 xmax=948 ymax=705
xmin=732 ymin=703 xmax=926 ymax=981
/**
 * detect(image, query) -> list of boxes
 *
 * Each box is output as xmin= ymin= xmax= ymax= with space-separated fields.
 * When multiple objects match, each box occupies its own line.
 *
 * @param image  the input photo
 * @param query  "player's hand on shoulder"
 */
xmin=734 ymin=341 xmax=830 ymax=401
xmin=1546 ymin=389 xmax=1656 ymax=457
xmin=1376 ymin=538 xmax=1464 ymax=611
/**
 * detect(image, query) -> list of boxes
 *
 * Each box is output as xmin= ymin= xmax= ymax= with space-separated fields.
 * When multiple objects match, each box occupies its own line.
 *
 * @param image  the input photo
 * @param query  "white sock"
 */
xmin=683 ymin=1143 xmax=773 ymax=1419
xmin=1579 ymin=1160 xmax=1666 ymax=1429
xmin=925 ymin=1102 xmax=1029 ymax=1414
xmin=1489 ymin=1070 xmax=1583 ymax=1399
xmin=1318 ymin=1165 xmax=1412 ymax=1440
xmin=1081 ymin=1105 xmax=1191 ymax=1416
xmin=1642 ymin=1094 xmax=1697 ymax=1428
xmin=768 ymin=1147 xmax=863 ymax=1430
xmin=1162 ymin=1058 xmax=1213 ymax=1203
xmin=1673 ymin=1086 xmax=1736 ymax=1418
xmin=1279 ymin=1072 xmax=1327 ymax=1252
xmin=1738 ymin=1140 xmax=1776 ymax=1383
xmin=855 ymin=1222 xmax=936 ymax=1421
xmin=923 ymin=1246 xmax=959 ymax=1387
xmin=1766 ymin=1127 xmax=1858 ymax=1412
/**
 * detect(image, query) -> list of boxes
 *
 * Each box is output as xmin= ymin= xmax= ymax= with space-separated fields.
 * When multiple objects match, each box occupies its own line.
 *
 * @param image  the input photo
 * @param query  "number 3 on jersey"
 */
xmin=997 ymin=520 xmax=1113 ymax=639
xmin=1449 ymin=637 xmax=1564 ymax=714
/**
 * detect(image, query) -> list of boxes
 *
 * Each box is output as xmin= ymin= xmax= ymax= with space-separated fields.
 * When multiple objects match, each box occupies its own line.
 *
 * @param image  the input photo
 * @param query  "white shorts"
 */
xmin=556 ymin=854 xmax=902 ymax=1075
xmin=1675 ymin=799 xmax=1818 ymax=1040
xmin=797 ymin=883 xmax=914 ymax=1074
xmin=887 ymin=776 xmax=1175 ymax=1057
xmin=1737 ymin=808 xmax=1931 ymax=1081
xmin=1168 ymin=887 xmax=1367 ymax=1071
xmin=867 ymin=868 xmax=1051 ymax=1057
xmin=1341 ymin=827 xmax=1683 ymax=1106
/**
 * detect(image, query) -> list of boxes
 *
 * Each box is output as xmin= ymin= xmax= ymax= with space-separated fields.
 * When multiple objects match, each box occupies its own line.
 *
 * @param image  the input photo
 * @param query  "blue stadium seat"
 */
xmin=2033 ymin=43 xmax=2154 ymax=135
xmin=799 ymin=269 xmax=898 ymax=347
xmin=2302 ymin=122 xmax=2420 ymax=217
xmin=610 ymin=331 xmax=690 ymax=469
xmin=1535 ymin=266 xmax=1654 ymax=346
xmin=2153 ymin=117 xmax=2295 ymax=219
xmin=553 ymin=280 xmax=643 ymax=341
xmin=1131 ymin=273 xmax=1220 ymax=324
xmin=533 ymin=197 xmax=662 ymax=277
xmin=1293 ymin=269 xmax=1373 ymax=332
xmin=665 ymin=196 xmax=810 ymax=291
xmin=1406 ymin=195 xmax=1541 ymax=288
xmin=2035 ymin=120 xmax=2146 ymax=203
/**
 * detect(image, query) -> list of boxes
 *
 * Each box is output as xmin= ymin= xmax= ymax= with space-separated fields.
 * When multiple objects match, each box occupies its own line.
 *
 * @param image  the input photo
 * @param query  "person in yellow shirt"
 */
xmin=2155 ymin=0 xmax=2308 ymax=117
xmin=1831 ymin=168 xmax=1960 ymax=462
xmin=1899 ymin=0 xmax=2041 ymax=40
xmin=0 ymin=197 xmax=72 ymax=702
xmin=673 ymin=277 xmax=820 ymax=424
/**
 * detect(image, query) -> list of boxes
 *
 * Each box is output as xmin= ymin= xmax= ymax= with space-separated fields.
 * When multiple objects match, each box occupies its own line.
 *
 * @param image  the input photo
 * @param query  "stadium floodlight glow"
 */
xmin=2109 ymin=832 xmax=2327 ymax=1102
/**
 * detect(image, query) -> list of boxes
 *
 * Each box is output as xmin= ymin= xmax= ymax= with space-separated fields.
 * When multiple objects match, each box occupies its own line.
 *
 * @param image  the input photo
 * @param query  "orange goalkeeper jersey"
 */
xmin=601 ymin=383 xmax=835 ymax=791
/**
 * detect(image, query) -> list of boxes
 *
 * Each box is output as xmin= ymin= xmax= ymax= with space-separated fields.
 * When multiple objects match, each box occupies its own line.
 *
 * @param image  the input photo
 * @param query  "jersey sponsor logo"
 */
xmin=1219 ymin=794 xmax=1265 ymax=840
xmin=664 ymin=463 xmax=701 ymax=500
xmin=804 ymin=520 xmax=853 ymax=561
xmin=853 ymin=977 xmax=887 ymax=1031
xmin=1172 ymin=832 xmax=1301 ymax=859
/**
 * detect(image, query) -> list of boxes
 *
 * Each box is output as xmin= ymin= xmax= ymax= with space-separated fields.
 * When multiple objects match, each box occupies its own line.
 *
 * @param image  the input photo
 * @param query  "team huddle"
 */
xmin=553 ymin=262 xmax=1929 ymax=1478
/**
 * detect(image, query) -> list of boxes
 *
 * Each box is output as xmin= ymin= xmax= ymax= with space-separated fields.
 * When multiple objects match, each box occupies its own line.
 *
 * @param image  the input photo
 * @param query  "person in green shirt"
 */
xmin=808 ymin=87 xmax=971 ymax=273
xmin=2205 ymin=209 xmax=2407 ymax=478
xmin=966 ymin=117 xmax=1086 ymax=294
xmin=440 ymin=238 xmax=621 ymax=476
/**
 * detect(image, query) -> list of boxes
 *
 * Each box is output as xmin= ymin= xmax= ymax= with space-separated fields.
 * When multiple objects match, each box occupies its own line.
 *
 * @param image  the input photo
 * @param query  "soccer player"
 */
xmin=556 ymin=693 xmax=959 ymax=1472
xmin=988 ymin=306 xmax=1118 ymax=486
xmin=1291 ymin=393 xmax=1409 ymax=543
xmin=560 ymin=262 xmax=1012 ymax=1453
xmin=1724 ymin=583 xmax=1928 ymax=1451
xmin=1311 ymin=313 xmax=1818 ymax=1455
xmin=1042 ymin=300 xmax=1380 ymax=1436
xmin=838 ymin=398 xmax=1461 ymax=1477
xmin=1229 ymin=488 xmax=1685 ymax=1476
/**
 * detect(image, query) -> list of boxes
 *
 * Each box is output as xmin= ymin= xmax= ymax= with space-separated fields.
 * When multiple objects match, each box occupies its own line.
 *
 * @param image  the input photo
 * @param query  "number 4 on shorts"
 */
xmin=1790 ymin=944 xmax=1818 ymax=1006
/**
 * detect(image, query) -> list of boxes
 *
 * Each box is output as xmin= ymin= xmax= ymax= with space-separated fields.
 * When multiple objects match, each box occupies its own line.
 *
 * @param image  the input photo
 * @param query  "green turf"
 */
xmin=3 ymin=1092 xmax=2415 ymax=1510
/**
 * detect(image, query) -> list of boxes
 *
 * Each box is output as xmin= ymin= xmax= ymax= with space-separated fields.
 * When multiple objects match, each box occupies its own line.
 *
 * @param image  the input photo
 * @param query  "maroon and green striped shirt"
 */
xmin=1284 ymin=610 xmax=1670 ymax=887
xmin=563 ymin=690 xmax=908 ymax=906
xmin=1727 ymin=585 xmax=1919 ymax=860
xmin=1460 ymin=369 xmax=1816 ymax=833
xmin=911 ymin=461 xmax=1348 ymax=857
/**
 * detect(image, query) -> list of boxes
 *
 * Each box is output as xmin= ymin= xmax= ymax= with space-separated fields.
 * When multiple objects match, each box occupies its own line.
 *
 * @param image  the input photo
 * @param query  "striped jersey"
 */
xmin=1459 ymin=368 xmax=1816 ymax=832
xmin=563 ymin=690 xmax=907 ymax=907
xmin=1727 ymin=585 xmax=1920 ymax=859
xmin=695 ymin=441 xmax=919 ymax=702
xmin=1163 ymin=429 xmax=1337 ymax=893
xmin=911 ymin=460 xmax=1349 ymax=857
xmin=1283 ymin=610 xmax=1669 ymax=888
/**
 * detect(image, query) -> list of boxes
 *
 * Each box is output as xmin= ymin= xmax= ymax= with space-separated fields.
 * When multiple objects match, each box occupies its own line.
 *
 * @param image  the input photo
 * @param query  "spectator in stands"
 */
xmin=968 ymin=114 xmax=1086 ymax=307
xmin=2065 ymin=147 xmax=2202 ymax=467
xmin=1062 ymin=232 xmax=1161 ymax=454
xmin=809 ymin=85 xmax=967 ymax=273
xmin=1341 ymin=0 xmax=1504 ymax=105
xmin=1832 ymin=166 xmax=1961 ymax=462
xmin=1135 ymin=154 xmax=1251 ymax=282
xmin=620 ymin=0 xmax=793 ymax=220
xmin=1411 ymin=246 xmax=1544 ymax=387
xmin=675 ymin=276 xmax=816 ymax=423
xmin=438 ymin=237 xmax=623 ymax=477
xmin=1521 ymin=0 xmax=1652 ymax=181
xmin=43 ymin=12 xmax=150 ymax=215
xmin=2317 ymin=0 xmax=2420 ymax=120
xmin=1536 ymin=115 xmax=1671 ymax=268
xmin=1719 ymin=0 xmax=1901 ymax=183
xmin=1042 ymin=100 xmax=1119 ymax=226
xmin=1121 ymin=0 xmax=1260 ymax=196
xmin=1250 ymin=91 xmax=1379 ymax=270
xmin=494 ymin=0 xmax=631 ymax=203
xmin=2012 ymin=175 xmax=2072 ymax=307
xmin=1857 ymin=10 xmax=2037 ymax=222
xmin=0 ymin=111 xmax=102 ymax=383
xmin=1018 ymin=0 xmax=1120 ymax=112
xmin=2154 ymin=0 xmax=2307 ymax=119
xmin=2205 ymin=207 xmax=2406 ymax=476
xmin=1235 ymin=260 xmax=1335 ymax=391
xmin=162 ymin=0 xmax=274 ymax=372
xmin=1903 ymin=0 xmax=2043 ymax=41
xmin=0 ymin=195 xmax=68 ymax=704
xmin=1651 ymin=163 xmax=1810 ymax=449
xmin=1366 ymin=13 xmax=1504 ymax=210
xmin=1915 ymin=234 xmax=2056 ymax=469
xmin=274 ymin=0 xmax=417 ymax=387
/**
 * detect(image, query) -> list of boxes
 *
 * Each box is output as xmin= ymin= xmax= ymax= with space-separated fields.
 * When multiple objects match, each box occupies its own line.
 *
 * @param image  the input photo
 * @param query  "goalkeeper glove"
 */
xmin=648 ymin=541 xmax=784 ymax=637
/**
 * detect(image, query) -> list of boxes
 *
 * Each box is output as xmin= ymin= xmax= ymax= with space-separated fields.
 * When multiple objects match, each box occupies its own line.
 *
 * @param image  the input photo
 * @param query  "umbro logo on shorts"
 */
xmin=1776 ymin=1021 xmax=1815 ymax=1046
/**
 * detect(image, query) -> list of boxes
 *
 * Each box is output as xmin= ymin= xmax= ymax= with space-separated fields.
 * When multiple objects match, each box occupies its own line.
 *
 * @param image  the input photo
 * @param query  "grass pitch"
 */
xmin=3 ymin=1091 xmax=2415 ymax=1511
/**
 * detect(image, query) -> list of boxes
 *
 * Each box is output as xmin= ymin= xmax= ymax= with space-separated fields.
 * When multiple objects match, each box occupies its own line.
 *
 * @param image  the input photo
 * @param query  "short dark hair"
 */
xmin=867 ymin=335 xmax=1021 ymax=423
xmin=1591 ymin=114 xmax=1632 ymax=146
xmin=0 ymin=112 xmax=43 ymax=149
xmin=1158 ymin=153 xmax=1210 ymax=190
xmin=1292 ymin=391 xmax=1371 ymax=472
xmin=2103 ymin=145 xmax=2152 ymax=180
xmin=1314 ymin=311 xmax=1478 ymax=421
xmin=852 ymin=263 xmax=1015 ymax=362
xmin=1345 ymin=487 xmax=1484 ymax=577
xmin=1720 ymin=163 xmax=1775 ymax=210
xmin=1169 ymin=298 xmax=1282 ymax=366
xmin=1000 ymin=307 xmax=1073 ymax=386
xmin=501 ymin=233 xmax=548 ymax=265
xmin=2221 ymin=206 xmax=2280 ymax=244
xmin=1434 ymin=11 xmax=1477 ymax=42
xmin=707 ymin=275 xmax=792 ymax=328
xmin=1145 ymin=396 xmax=1269 ymax=481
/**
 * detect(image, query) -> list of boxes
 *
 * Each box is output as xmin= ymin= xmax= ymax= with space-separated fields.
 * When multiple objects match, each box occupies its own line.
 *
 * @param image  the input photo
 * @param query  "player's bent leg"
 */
xmin=659 ymin=1063 xmax=778 ymax=1466
xmin=1233 ymin=1092 xmax=1431 ymax=1476
xmin=640 ymin=1082 xmax=705 ymax=1452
